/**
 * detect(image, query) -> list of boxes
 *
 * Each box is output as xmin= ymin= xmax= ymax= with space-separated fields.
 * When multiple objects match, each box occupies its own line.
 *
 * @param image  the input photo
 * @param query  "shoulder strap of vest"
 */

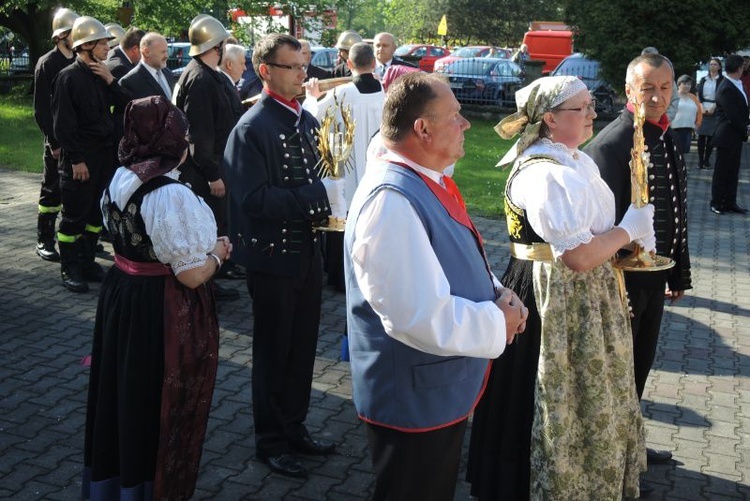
xmin=125 ymin=176 xmax=182 ymax=208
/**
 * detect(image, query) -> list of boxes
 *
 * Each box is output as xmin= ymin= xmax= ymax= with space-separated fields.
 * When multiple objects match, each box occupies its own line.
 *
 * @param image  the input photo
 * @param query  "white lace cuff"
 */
xmin=549 ymin=231 xmax=594 ymax=257
xmin=171 ymin=253 xmax=208 ymax=276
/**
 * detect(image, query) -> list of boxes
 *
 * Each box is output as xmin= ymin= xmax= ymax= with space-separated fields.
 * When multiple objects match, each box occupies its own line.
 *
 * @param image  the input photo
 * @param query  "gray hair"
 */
xmin=222 ymin=44 xmax=246 ymax=68
xmin=625 ymin=53 xmax=670 ymax=86
xmin=140 ymin=32 xmax=165 ymax=50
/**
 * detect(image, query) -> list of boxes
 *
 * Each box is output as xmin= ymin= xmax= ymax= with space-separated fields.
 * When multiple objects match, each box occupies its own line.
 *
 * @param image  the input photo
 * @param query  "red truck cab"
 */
xmin=522 ymin=24 xmax=574 ymax=74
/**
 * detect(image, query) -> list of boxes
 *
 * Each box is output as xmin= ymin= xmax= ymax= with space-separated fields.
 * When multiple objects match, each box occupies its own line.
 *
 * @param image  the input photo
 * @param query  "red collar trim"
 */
xmin=264 ymin=89 xmax=301 ymax=113
xmin=388 ymin=161 xmax=476 ymax=236
xmin=626 ymin=101 xmax=669 ymax=132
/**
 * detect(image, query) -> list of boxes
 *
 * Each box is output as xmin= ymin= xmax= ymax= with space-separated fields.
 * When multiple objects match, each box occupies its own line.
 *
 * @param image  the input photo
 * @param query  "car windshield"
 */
xmin=552 ymin=56 xmax=599 ymax=81
xmin=455 ymin=47 xmax=486 ymax=57
xmin=394 ymin=46 xmax=413 ymax=56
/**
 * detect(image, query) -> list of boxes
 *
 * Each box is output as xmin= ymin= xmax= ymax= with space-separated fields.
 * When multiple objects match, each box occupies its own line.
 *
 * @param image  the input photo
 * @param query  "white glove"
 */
xmin=617 ymin=203 xmax=655 ymax=241
xmin=636 ymin=232 xmax=656 ymax=253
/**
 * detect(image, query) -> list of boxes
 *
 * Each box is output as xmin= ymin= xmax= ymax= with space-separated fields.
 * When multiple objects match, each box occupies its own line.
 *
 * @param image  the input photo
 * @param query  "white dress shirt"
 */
xmin=349 ymin=150 xmax=507 ymax=359
xmin=725 ymin=75 xmax=748 ymax=105
xmin=141 ymin=62 xmax=171 ymax=99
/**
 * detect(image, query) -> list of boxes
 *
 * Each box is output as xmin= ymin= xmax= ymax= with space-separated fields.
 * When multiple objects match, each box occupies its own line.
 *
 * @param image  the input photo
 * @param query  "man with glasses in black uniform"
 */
xmin=224 ymin=33 xmax=335 ymax=479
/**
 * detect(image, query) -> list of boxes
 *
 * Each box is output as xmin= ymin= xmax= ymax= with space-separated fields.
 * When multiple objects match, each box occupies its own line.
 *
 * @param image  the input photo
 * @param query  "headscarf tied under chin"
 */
xmin=118 ymin=95 xmax=190 ymax=183
xmin=495 ymin=75 xmax=588 ymax=168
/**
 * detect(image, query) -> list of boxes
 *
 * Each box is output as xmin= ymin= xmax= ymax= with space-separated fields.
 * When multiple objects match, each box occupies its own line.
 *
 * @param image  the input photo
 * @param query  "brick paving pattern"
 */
xmin=1 ymin=145 xmax=748 ymax=499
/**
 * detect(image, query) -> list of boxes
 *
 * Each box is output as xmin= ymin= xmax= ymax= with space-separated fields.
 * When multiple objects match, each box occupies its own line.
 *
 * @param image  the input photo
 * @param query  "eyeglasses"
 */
xmin=554 ymin=100 xmax=597 ymax=114
xmin=265 ymin=62 xmax=308 ymax=72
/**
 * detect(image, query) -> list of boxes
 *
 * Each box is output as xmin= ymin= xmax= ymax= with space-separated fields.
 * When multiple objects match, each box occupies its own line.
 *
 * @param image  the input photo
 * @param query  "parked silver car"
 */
xmin=436 ymin=57 xmax=523 ymax=107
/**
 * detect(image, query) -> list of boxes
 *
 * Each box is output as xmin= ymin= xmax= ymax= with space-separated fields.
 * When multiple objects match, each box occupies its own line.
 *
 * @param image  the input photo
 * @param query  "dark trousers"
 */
xmin=38 ymin=144 xmax=61 ymax=211
xmin=247 ymin=252 xmax=323 ymax=458
xmin=673 ymin=128 xmax=693 ymax=155
xmin=58 ymin=148 xmax=112 ymax=238
xmin=324 ymin=232 xmax=345 ymax=291
xmin=711 ymin=141 xmax=743 ymax=208
xmin=627 ymin=275 xmax=667 ymax=399
xmin=697 ymin=134 xmax=714 ymax=167
xmin=366 ymin=420 xmax=467 ymax=501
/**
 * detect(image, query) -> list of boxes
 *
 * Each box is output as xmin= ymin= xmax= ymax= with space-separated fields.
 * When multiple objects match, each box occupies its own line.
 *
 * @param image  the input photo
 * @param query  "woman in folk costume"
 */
xmin=83 ymin=95 xmax=231 ymax=500
xmin=466 ymin=76 xmax=650 ymax=500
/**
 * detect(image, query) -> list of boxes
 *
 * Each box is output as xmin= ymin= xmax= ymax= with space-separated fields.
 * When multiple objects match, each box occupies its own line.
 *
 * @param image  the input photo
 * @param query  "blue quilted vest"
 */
xmin=344 ymin=162 xmax=495 ymax=431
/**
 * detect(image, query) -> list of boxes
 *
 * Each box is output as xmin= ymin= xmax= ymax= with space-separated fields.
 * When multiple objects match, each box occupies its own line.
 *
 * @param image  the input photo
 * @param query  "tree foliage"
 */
xmin=563 ymin=0 xmax=750 ymax=89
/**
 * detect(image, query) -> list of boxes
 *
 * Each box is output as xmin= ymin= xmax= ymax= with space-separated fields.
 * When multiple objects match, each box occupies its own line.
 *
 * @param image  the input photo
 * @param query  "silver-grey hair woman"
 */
xmin=467 ymin=76 xmax=652 ymax=499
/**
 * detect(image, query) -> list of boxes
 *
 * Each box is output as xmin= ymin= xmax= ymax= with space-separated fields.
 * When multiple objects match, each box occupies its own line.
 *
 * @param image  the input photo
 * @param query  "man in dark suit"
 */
xmin=218 ymin=43 xmax=246 ymax=122
xmin=105 ymin=27 xmax=144 ymax=79
xmin=224 ymin=33 xmax=335 ymax=479
xmin=373 ymin=32 xmax=416 ymax=79
xmin=120 ymin=33 xmax=174 ymax=101
xmin=710 ymin=54 xmax=750 ymax=214
xmin=299 ymin=39 xmax=330 ymax=80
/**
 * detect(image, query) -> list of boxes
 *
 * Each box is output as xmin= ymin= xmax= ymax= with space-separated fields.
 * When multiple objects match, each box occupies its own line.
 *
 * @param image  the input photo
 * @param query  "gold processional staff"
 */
xmin=614 ymin=101 xmax=674 ymax=271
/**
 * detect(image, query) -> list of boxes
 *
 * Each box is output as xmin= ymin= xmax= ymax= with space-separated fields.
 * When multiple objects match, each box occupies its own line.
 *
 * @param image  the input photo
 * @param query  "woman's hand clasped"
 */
xmin=213 ymin=236 xmax=233 ymax=263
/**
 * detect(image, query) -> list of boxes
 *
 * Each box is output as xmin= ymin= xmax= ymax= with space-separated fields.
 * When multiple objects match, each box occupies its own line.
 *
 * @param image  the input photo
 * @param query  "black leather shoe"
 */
xmin=291 ymin=436 xmax=336 ymax=456
xmin=639 ymin=480 xmax=655 ymax=497
xmin=728 ymin=204 xmax=749 ymax=214
xmin=646 ymin=448 xmax=672 ymax=464
xmin=262 ymin=454 xmax=307 ymax=478
xmin=710 ymin=204 xmax=725 ymax=215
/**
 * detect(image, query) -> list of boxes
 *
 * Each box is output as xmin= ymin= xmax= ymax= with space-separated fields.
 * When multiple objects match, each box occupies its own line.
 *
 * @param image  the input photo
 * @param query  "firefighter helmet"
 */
xmin=51 ymin=8 xmax=79 ymax=39
xmin=103 ymin=23 xmax=126 ymax=48
xmin=71 ymin=16 xmax=114 ymax=50
xmin=188 ymin=14 xmax=230 ymax=57
xmin=335 ymin=31 xmax=362 ymax=51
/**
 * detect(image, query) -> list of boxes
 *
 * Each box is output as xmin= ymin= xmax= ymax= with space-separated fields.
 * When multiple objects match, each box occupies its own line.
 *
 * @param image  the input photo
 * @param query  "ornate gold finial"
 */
xmin=315 ymin=90 xmax=356 ymax=180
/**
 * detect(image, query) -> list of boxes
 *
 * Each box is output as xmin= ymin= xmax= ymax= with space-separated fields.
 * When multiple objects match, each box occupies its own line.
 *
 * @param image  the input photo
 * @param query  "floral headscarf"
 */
xmin=495 ymin=76 xmax=588 ymax=168
xmin=118 ymin=95 xmax=190 ymax=183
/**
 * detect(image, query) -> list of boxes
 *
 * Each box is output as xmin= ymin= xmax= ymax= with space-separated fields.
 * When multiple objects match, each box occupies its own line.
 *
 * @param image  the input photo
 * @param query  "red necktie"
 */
xmin=442 ymin=175 xmax=467 ymax=210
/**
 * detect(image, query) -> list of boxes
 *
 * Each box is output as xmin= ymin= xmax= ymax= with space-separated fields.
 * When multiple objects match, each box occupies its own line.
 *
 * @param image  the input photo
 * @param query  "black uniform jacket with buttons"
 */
xmin=584 ymin=108 xmax=692 ymax=292
xmin=224 ymin=92 xmax=331 ymax=277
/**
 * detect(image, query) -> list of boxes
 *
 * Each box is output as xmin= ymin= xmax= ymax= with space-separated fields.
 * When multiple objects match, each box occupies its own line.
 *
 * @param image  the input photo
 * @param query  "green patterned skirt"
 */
xmin=530 ymin=259 xmax=646 ymax=500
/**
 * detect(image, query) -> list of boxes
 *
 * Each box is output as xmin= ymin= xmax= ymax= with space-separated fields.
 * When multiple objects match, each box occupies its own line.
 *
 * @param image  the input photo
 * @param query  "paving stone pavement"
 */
xmin=1 ymin=145 xmax=749 ymax=500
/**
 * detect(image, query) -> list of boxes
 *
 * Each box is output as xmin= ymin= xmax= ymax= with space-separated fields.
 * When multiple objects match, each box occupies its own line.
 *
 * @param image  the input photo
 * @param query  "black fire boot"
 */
xmin=80 ymin=232 xmax=105 ymax=282
xmin=59 ymin=240 xmax=89 ymax=293
xmin=36 ymin=212 xmax=60 ymax=262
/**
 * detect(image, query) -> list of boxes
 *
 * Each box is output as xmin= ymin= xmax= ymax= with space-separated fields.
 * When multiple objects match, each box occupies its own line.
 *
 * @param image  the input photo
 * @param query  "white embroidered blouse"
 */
xmin=508 ymin=138 xmax=616 ymax=257
xmin=102 ymin=167 xmax=218 ymax=275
